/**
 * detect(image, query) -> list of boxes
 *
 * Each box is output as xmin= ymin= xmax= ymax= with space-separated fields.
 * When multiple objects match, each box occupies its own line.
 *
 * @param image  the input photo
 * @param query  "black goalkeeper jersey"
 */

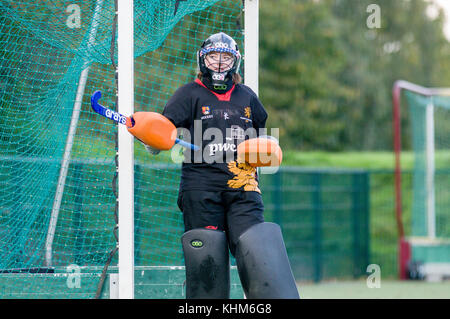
xmin=162 ymin=78 xmax=268 ymax=193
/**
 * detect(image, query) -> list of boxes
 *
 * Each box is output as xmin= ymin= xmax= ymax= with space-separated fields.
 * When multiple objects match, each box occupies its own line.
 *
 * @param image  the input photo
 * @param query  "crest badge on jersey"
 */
xmin=241 ymin=106 xmax=252 ymax=123
xmin=202 ymin=106 xmax=211 ymax=115
xmin=231 ymin=125 xmax=245 ymax=140
xmin=244 ymin=106 xmax=251 ymax=118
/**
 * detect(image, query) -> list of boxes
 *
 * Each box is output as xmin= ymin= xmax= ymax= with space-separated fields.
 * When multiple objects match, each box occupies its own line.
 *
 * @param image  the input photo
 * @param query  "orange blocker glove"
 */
xmin=91 ymin=90 xmax=198 ymax=152
xmin=236 ymin=136 xmax=283 ymax=167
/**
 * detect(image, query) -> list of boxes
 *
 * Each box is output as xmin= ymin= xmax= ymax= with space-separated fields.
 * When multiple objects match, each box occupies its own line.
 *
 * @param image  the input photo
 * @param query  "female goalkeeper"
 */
xmin=157 ymin=32 xmax=299 ymax=299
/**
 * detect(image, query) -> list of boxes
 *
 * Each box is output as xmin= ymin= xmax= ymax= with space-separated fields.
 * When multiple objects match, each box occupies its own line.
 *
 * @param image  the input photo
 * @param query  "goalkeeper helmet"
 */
xmin=197 ymin=32 xmax=241 ymax=89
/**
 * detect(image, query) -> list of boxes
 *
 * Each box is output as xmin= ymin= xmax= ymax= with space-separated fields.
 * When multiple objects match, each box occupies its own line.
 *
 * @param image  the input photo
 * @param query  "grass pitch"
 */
xmin=297 ymin=280 xmax=450 ymax=299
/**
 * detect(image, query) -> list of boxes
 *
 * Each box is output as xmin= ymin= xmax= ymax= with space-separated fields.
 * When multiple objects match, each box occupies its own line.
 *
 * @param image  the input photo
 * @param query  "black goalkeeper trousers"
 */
xmin=177 ymin=190 xmax=265 ymax=256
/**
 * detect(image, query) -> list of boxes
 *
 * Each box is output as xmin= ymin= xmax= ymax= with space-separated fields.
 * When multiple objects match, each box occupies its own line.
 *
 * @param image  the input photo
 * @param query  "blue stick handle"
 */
xmin=176 ymin=138 xmax=199 ymax=151
xmin=91 ymin=90 xmax=129 ymax=125
xmin=91 ymin=90 xmax=199 ymax=151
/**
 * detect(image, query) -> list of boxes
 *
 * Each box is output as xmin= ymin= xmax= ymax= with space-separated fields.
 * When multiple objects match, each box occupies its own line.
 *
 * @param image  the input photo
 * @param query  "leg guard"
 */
xmin=181 ymin=228 xmax=230 ymax=299
xmin=235 ymin=222 xmax=300 ymax=299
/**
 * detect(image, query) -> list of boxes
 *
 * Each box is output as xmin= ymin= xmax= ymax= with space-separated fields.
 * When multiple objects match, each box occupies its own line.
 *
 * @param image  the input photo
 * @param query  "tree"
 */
xmin=259 ymin=0 xmax=450 ymax=151
xmin=260 ymin=0 xmax=353 ymax=150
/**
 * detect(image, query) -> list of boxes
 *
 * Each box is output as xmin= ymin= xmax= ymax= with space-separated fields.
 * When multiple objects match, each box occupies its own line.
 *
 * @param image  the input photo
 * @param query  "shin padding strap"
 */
xmin=182 ymin=228 xmax=230 ymax=299
xmin=127 ymin=112 xmax=176 ymax=150
xmin=235 ymin=222 xmax=300 ymax=299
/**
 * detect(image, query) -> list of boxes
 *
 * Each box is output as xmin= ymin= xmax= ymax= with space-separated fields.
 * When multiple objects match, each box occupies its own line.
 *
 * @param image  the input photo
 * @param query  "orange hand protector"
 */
xmin=127 ymin=112 xmax=177 ymax=150
xmin=237 ymin=137 xmax=283 ymax=167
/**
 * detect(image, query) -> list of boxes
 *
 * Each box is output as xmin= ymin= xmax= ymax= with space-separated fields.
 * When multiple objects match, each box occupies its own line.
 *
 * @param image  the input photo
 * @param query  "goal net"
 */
xmin=393 ymin=81 xmax=450 ymax=280
xmin=0 ymin=0 xmax=244 ymax=298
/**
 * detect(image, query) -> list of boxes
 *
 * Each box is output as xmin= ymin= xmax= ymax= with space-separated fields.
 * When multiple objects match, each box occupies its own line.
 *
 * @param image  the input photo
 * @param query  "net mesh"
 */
xmin=0 ymin=0 xmax=243 ymax=298
xmin=0 ymin=0 xmax=374 ymax=298
xmin=405 ymin=91 xmax=450 ymax=240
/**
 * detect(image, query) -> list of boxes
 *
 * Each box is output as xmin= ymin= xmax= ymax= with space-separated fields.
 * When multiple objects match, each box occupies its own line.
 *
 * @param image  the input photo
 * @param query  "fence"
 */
xmin=1 ymin=156 xmax=381 ymax=283
xmin=259 ymin=167 xmax=370 ymax=282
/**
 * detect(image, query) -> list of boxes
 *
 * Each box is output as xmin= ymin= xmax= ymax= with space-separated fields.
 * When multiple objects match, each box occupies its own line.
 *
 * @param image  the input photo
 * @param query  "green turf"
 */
xmin=283 ymin=150 xmax=450 ymax=170
xmin=282 ymin=150 xmax=449 ymax=279
xmin=297 ymin=280 xmax=450 ymax=299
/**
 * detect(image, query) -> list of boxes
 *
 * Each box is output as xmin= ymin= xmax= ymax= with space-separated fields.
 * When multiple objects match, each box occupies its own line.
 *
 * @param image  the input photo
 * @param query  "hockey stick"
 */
xmin=91 ymin=90 xmax=199 ymax=151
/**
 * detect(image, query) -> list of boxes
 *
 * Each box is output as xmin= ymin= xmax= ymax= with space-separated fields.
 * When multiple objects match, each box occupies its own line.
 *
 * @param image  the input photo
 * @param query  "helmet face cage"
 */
xmin=197 ymin=32 xmax=241 ymax=89
xmin=203 ymin=50 xmax=235 ymax=73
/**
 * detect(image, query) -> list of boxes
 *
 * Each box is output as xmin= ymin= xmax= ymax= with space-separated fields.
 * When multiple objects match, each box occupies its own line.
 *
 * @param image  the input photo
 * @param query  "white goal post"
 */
xmin=115 ymin=0 xmax=259 ymax=298
xmin=244 ymin=0 xmax=259 ymax=95
xmin=118 ymin=0 xmax=135 ymax=299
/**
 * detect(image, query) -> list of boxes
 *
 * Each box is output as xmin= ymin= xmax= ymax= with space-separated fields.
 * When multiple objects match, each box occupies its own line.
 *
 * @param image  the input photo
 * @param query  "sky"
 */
xmin=432 ymin=0 xmax=450 ymax=40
